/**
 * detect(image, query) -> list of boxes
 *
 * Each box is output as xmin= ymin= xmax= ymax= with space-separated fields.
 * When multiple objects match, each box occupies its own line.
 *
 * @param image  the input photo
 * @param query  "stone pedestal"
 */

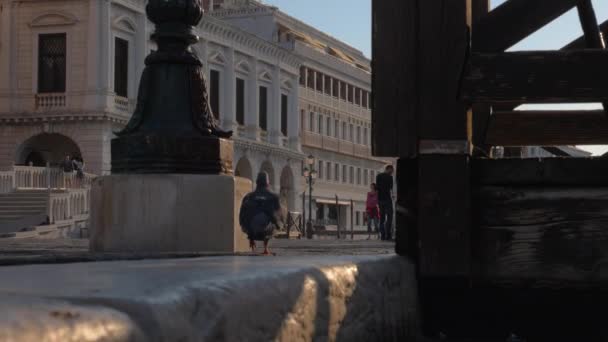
xmin=90 ymin=174 xmax=251 ymax=253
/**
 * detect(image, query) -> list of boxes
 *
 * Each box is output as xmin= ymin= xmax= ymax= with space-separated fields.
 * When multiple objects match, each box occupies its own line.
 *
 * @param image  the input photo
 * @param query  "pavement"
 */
xmin=0 ymin=238 xmax=395 ymax=265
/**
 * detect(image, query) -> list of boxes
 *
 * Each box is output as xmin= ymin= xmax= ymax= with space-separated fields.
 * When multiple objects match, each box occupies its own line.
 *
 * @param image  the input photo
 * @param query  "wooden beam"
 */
xmin=371 ymin=0 xmax=418 ymax=157
xmin=471 ymin=0 xmax=492 ymax=155
xmin=474 ymin=0 xmax=578 ymax=52
xmin=473 ymin=157 xmax=608 ymax=186
xmin=577 ymin=0 xmax=604 ymax=48
xmin=485 ymin=110 xmax=608 ymax=146
xmin=563 ymin=19 xmax=608 ymax=49
xmin=463 ymin=50 xmax=608 ymax=103
xmin=417 ymin=0 xmax=472 ymax=278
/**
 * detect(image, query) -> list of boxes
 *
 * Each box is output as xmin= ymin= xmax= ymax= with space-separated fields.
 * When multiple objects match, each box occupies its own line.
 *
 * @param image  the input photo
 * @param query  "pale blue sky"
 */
xmin=262 ymin=0 xmax=608 ymax=154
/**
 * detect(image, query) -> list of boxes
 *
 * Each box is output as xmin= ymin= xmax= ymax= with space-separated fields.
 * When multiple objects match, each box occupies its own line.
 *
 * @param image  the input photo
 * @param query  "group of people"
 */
xmin=238 ymin=165 xmax=396 ymax=256
xmin=366 ymin=165 xmax=394 ymax=241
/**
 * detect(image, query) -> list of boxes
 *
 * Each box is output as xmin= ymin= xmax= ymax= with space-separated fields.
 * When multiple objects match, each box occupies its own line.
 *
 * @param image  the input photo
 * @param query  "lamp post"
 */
xmin=303 ymin=154 xmax=317 ymax=239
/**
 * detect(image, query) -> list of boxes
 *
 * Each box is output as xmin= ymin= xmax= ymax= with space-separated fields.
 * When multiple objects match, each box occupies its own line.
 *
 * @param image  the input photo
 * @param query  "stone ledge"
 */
xmin=0 ymin=255 xmax=419 ymax=342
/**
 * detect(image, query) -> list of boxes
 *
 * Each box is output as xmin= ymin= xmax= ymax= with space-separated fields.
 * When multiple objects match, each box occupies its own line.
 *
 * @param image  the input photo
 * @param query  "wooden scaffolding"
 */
xmin=373 ymin=0 xmax=608 ymax=339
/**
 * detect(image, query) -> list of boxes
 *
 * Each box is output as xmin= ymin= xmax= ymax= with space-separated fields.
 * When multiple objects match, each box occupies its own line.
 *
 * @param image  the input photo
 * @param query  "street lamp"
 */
xmin=303 ymin=154 xmax=317 ymax=239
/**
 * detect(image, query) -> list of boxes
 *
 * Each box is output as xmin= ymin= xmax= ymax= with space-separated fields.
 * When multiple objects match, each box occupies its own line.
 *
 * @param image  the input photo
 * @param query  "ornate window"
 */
xmin=259 ymin=86 xmax=268 ymax=131
xmin=236 ymin=78 xmax=245 ymax=125
xmin=114 ymin=37 xmax=129 ymax=97
xmin=281 ymin=94 xmax=288 ymax=136
xmin=210 ymin=70 xmax=220 ymax=119
xmin=335 ymin=164 xmax=340 ymax=182
xmin=38 ymin=33 xmax=66 ymax=93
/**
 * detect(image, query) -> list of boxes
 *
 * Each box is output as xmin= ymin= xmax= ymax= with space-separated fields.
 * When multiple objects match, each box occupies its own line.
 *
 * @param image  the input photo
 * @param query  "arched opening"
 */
xmin=280 ymin=165 xmax=295 ymax=212
xmin=234 ymin=157 xmax=253 ymax=181
xmin=15 ymin=133 xmax=82 ymax=167
xmin=260 ymin=160 xmax=275 ymax=190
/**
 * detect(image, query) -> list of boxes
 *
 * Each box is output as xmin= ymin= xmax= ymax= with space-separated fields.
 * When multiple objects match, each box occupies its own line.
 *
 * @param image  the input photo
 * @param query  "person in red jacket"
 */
xmin=366 ymin=183 xmax=381 ymax=240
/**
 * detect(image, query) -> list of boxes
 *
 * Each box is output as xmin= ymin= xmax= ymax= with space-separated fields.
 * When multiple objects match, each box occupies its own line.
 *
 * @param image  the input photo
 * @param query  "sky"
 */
xmin=261 ymin=0 xmax=608 ymax=155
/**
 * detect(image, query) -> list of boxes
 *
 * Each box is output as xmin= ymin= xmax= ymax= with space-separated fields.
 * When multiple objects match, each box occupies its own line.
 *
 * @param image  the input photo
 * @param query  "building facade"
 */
xmin=0 ymin=0 xmax=303 ymax=213
xmin=211 ymin=0 xmax=391 ymax=231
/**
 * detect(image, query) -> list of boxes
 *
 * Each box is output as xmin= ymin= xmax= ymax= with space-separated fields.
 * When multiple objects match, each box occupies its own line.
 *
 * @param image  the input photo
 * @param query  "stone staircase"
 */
xmin=0 ymin=190 xmax=49 ymax=237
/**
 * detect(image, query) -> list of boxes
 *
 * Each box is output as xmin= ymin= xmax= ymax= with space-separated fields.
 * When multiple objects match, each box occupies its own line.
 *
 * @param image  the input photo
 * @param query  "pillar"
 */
xmin=99 ymin=0 xmax=112 ymax=110
xmin=269 ymin=65 xmax=282 ymax=145
xmin=223 ymin=47 xmax=237 ymax=133
xmin=288 ymin=75 xmax=301 ymax=151
xmin=0 ymin=0 xmax=12 ymax=112
xmin=246 ymin=58 xmax=259 ymax=140
xmin=200 ymin=39 xmax=208 ymax=75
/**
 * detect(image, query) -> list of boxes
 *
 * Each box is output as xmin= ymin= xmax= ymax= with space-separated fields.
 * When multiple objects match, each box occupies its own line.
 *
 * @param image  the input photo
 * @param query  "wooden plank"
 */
xmin=371 ymin=0 xmax=418 ymax=157
xmin=485 ymin=110 xmax=608 ymax=146
xmin=472 ymin=157 xmax=608 ymax=186
xmin=475 ymin=185 xmax=608 ymax=284
xmin=463 ymin=50 xmax=608 ymax=103
xmin=488 ymin=19 xmax=608 ymax=112
xmin=474 ymin=0 xmax=578 ymax=52
xmin=563 ymin=19 xmax=608 ymax=49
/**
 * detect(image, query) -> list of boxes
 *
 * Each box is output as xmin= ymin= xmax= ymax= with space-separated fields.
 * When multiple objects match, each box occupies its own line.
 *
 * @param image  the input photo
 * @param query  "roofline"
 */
xmin=212 ymin=0 xmax=370 ymax=62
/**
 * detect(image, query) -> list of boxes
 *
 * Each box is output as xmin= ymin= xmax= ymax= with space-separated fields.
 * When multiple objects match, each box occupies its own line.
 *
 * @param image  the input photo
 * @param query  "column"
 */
xmin=222 ymin=47 xmax=237 ymax=132
xmin=245 ymin=58 xmax=259 ymax=140
xmin=269 ymin=64 xmax=282 ymax=145
xmin=85 ymin=0 xmax=101 ymax=109
xmin=288 ymin=74 xmax=301 ymax=151
xmin=303 ymin=67 xmax=308 ymax=88
xmin=200 ymin=39 xmax=208 ymax=75
xmin=134 ymin=11 xmax=147 ymax=89
xmin=99 ymin=0 xmax=112 ymax=110
xmin=0 ymin=0 xmax=12 ymax=112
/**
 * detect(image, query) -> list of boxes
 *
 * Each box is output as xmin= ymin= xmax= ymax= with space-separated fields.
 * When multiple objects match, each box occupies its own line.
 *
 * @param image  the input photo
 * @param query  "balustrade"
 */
xmin=48 ymin=188 xmax=89 ymax=224
xmin=35 ymin=93 xmax=66 ymax=110
xmin=0 ymin=171 xmax=14 ymax=194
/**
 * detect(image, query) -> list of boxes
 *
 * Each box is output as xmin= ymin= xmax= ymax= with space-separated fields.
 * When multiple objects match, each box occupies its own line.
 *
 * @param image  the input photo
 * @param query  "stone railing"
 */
xmin=114 ymin=96 xmax=135 ymax=114
xmin=35 ymin=93 xmax=67 ymax=110
xmin=49 ymin=188 xmax=89 ymax=224
xmin=0 ymin=171 xmax=15 ymax=194
xmin=13 ymin=166 xmax=95 ymax=190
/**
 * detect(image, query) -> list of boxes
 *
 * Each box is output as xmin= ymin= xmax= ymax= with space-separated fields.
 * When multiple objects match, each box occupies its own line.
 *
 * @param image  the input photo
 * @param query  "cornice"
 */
xmin=234 ymin=137 xmax=305 ymax=161
xmin=0 ymin=112 xmax=128 ymax=125
xmin=199 ymin=15 xmax=301 ymax=70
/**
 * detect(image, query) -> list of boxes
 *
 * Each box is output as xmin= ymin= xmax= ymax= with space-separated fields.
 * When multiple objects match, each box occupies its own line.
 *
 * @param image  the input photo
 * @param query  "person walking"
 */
xmin=366 ymin=183 xmax=380 ymax=240
xmin=376 ymin=165 xmax=394 ymax=241
xmin=239 ymin=172 xmax=282 ymax=255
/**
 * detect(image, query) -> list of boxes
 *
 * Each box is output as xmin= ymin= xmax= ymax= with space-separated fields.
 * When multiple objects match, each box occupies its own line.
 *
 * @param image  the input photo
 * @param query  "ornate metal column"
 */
xmin=112 ymin=0 xmax=233 ymax=174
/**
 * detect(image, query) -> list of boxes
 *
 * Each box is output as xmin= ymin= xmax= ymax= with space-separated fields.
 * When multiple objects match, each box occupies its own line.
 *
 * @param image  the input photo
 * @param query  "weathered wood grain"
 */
xmin=473 ymin=157 xmax=608 ymax=186
xmin=485 ymin=110 xmax=608 ymax=146
xmin=474 ymin=0 xmax=578 ymax=52
xmin=463 ymin=50 xmax=608 ymax=103
xmin=475 ymin=186 xmax=608 ymax=284
xmin=371 ymin=0 xmax=418 ymax=157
